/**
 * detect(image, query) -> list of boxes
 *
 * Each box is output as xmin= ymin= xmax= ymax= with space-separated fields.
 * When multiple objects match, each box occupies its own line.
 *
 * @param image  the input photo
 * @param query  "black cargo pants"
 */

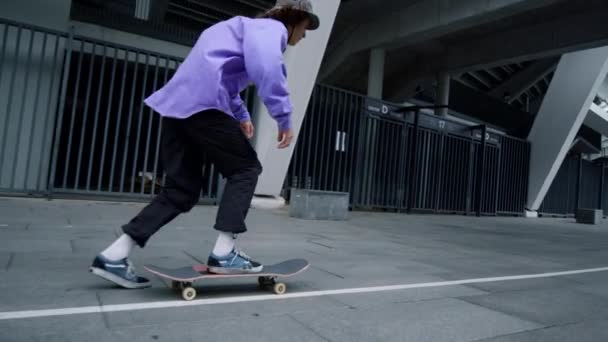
xmin=122 ymin=110 xmax=262 ymax=247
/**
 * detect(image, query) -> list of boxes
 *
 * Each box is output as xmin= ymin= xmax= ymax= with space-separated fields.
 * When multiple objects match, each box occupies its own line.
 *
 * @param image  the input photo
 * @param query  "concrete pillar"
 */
xmin=436 ymin=72 xmax=450 ymax=116
xmin=526 ymin=46 xmax=608 ymax=216
xmin=368 ymin=48 xmax=385 ymax=99
xmin=252 ymin=0 xmax=340 ymax=198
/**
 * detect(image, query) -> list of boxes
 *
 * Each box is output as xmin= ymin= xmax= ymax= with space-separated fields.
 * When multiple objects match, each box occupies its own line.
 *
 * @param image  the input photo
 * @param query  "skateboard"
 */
xmin=144 ymin=258 xmax=309 ymax=301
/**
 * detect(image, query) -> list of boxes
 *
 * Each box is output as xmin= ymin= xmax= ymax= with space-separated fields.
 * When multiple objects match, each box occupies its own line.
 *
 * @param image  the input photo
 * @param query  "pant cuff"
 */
xmin=121 ymin=226 xmax=148 ymax=248
xmin=213 ymin=223 xmax=247 ymax=234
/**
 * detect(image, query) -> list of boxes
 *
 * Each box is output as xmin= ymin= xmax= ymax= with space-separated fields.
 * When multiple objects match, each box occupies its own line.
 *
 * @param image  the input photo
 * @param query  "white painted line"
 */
xmin=0 ymin=224 xmax=8 ymax=227
xmin=1 ymin=266 xmax=607 ymax=321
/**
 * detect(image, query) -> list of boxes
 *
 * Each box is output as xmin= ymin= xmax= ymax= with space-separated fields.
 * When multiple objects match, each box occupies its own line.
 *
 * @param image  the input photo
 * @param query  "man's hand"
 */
xmin=240 ymin=121 xmax=254 ymax=139
xmin=277 ymin=128 xmax=294 ymax=149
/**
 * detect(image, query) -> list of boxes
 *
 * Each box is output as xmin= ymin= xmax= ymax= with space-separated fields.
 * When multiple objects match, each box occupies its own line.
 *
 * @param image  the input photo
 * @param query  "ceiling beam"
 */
xmin=320 ymin=0 xmax=560 ymax=81
xmin=385 ymin=7 xmax=608 ymax=101
xmin=488 ymin=58 xmax=558 ymax=102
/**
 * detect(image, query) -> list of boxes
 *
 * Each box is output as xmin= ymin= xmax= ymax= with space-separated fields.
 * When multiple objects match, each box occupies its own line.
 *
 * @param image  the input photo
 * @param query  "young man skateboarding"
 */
xmin=90 ymin=0 xmax=320 ymax=289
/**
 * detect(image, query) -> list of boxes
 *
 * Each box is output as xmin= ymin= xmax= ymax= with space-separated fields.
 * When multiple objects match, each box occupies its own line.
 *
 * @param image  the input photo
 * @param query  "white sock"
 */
xmin=212 ymin=232 xmax=236 ymax=257
xmin=101 ymin=234 xmax=136 ymax=261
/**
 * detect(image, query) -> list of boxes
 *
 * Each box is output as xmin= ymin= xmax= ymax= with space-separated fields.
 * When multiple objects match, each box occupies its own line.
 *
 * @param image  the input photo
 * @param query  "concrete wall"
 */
xmin=0 ymin=0 xmax=72 ymax=31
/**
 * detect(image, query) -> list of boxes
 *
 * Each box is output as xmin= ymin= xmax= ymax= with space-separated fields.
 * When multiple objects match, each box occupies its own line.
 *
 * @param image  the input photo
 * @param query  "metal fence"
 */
xmin=0 ymin=18 xmax=230 ymax=202
xmin=539 ymin=155 xmax=606 ymax=216
xmin=286 ymin=85 xmax=364 ymax=195
xmin=2 ymin=18 xmax=534 ymax=216
xmin=0 ymin=20 xmax=68 ymax=195
xmin=287 ymin=95 xmax=532 ymax=216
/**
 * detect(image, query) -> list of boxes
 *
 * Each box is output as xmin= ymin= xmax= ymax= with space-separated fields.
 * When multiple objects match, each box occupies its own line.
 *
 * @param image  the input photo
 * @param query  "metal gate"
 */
xmin=0 ymin=19 xmax=68 ymax=195
xmin=0 ymin=18 xmax=237 ymax=202
xmin=288 ymin=93 xmax=529 ymax=216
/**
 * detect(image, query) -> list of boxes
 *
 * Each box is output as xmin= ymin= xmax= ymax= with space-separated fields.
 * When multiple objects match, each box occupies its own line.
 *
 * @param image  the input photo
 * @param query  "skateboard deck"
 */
xmin=144 ymin=258 xmax=309 ymax=300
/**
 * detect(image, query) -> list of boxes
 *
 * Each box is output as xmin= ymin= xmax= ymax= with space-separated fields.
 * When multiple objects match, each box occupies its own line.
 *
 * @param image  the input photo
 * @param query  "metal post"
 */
xmin=47 ymin=28 xmax=74 ymax=198
xmin=475 ymin=125 xmax=487 ymax=217
xmin=574 ymin=154 xmax=582 ymax=214
xmin=406 ymin=109 xmax=420 ymax=213
xmin=598 ymin=161 xmax=604 ymax=212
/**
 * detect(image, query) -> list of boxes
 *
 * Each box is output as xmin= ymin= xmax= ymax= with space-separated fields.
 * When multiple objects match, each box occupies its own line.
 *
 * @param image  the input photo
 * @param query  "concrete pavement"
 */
xmin=1 ymin=197 xmax=608 ymax=341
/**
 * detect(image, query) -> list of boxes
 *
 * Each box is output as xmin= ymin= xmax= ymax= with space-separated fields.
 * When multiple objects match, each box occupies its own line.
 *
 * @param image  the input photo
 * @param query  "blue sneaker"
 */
xmin=207 ymin=249 xmax=263 ymax=274
xmin=89 ymin=254 xmax=151 ymax=289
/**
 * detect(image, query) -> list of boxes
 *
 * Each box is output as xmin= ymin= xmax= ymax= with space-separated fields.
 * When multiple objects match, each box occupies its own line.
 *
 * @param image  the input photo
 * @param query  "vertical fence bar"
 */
xmin=151 ymin=57 xmax=171 ymax=196
xmin=355 ymin=112 xmax=367 ymax=206
xmin=48 ymin=28 xmax=74 ymax=195
xmin=329 ymin=92 xmax=341 ymax=191
xmin=313 ymin=87 xmax=325 ymax=189
xmin=119 ymin=50 xmax=141 ymax=193
xmin=338 ymin=92 xmax=348 ymax=192
xmin=1 ymin=25 xmax=22 ymax=178
xmin=475 ymin=125 xmax=487 ymax=217
xmin=37 ymin=33 xmax=61 ymax=191
xmin=304 ymin=86 xmax=317 ymax=189
xmin=350 ymin=96 xmax=361 ymax=197
xmin=110 ymin=48 xmax=131 ymax=192
xmin=406 ymin=110 xmax=420 ymax=213
xmin=74 ymin=41 xmax=98 ymax=190
xmin=86 ymin=43 xmax=107 ymax=191
xmin=352 ymin=100 xmax=366 ymax=207
xmin=62 ymin=39 xmax=85 ymax=189
xmin=97 ymin=46 xmax=119 ymax=191
xmin=322 ymin=88 xmax=336 ymax=190
xmin=434 ymin=133 xmax=445 ymax=212
xmin=575 ymin=154 xmax=582 ymax=213
xmin=141 ymin=54 xmax=160 ymax=195
xmin=0 ymin=23 xmax=9 ymax=83
xmin=130 ymin=53 xmax=150 ymax=193
xmin=494 ymin=147 xmax=502 ymax=214
xmin=342 ymin=93 xmax=353 ymax=193
xmin=24 ymin=31 xmax=48 ymax=190
xmin=599 ymin=161 xmax=604 ymax=211
xmin=377 ymin=121 xmax=387 ymax=207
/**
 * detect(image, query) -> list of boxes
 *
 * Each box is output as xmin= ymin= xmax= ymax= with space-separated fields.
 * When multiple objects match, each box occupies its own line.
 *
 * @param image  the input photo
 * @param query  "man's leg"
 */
xmin=181 ymin=110 xmax=263 ymax=273
xmin=119 ymin=117 xmax=204 ymax=247
xmin=91 ymin=117 xmax=204 ymax=287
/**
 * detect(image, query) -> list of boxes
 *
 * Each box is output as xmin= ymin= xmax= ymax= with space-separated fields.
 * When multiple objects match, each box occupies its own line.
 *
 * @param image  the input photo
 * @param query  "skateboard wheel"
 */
xmin=273 ymin=283 xmax=286 ymax=295
xmin=182 ymin=287 xmax=197 ymax=301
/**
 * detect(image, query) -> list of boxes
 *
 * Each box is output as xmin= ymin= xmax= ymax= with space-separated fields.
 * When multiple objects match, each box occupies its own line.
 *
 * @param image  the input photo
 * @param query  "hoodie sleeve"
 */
xmin=242 ymin=20 xmax=293 ymax=131
xmin=230 ymin=93 xmax=251 ymax=123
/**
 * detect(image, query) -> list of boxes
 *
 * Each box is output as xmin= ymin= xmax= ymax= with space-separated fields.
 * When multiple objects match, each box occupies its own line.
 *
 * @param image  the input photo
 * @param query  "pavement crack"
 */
xmin=286 ymin=313 xmax=333 ymax=342
xmin=311 ymin=265 xmax=345 ymax=279
xmin=455 ymin=297 xmax=546 ymax=326
xmin=182 ymin=250 xmax=205 ymax=264
xmin=96 ymin=292 xmax=111 ymax=330
xmin=5 ymin=252 xmax=15 ymax=271
xmin=468 ymin=321 xmax=581 ymax=342
xmin=69 ymin=240 xmax=76 ymax=253
xmin=307 ymin=240 xmax=334 ymax=249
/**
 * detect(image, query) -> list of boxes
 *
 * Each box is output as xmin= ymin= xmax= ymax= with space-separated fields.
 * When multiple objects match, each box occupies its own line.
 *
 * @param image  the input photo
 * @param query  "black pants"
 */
xmin=123 ymin=110 xmax=262 ymax=247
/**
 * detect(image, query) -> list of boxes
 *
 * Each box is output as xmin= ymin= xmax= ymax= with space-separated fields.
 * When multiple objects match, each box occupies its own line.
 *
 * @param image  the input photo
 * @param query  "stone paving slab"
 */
xmin=2 ymin=198 xmax=608 ymax=341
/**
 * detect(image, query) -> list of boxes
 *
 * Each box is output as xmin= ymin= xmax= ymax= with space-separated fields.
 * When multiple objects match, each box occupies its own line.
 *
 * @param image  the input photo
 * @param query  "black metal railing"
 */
xmin=287 ymin=95 xmax=532 ymax=216
xmin=540 ymin=155 xmax=606 ymax=217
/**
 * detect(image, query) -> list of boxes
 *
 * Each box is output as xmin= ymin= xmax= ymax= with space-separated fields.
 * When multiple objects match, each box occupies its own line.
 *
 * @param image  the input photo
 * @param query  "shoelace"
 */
xmin=227 ymin=247 xmax=253 ymax=269
xmin=125 ymin=260 xmax=137 ymax=279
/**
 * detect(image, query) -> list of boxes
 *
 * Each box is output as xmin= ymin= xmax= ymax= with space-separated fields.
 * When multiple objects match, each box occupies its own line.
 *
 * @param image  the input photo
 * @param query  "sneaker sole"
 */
xmin=208 ymin=265 xmax=264 ymax=275
xmin=89 ymin=267 xmax=151 ymax=289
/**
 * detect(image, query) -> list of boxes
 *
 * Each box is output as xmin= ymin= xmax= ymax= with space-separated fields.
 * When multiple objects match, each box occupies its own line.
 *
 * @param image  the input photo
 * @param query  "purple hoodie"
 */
xmin=144 ymin=16 xmax=294 ymax=130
